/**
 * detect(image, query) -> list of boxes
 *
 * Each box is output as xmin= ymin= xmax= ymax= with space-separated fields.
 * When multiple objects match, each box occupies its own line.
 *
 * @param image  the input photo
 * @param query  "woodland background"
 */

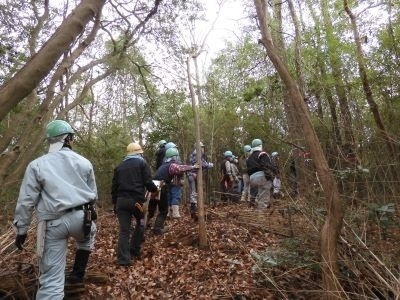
xmin=0 ymin=0 xmax=399 ymax=299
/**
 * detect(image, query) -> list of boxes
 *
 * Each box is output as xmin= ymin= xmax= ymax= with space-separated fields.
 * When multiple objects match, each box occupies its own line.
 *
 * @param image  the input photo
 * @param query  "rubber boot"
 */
xmin=171 ymin=205 xmax=181 ymax=218
xmin=247 ymin=194 xmax=251 ymax=202
xmin=166 ymin=206 xmax=172 ymax=218
xmin=66 ymin=249 xmax=91 ymax=284
xmin=153 ymin=213 xmax=168 ymax=235
xmin=240 ymin=193 xmax=246 ymax=202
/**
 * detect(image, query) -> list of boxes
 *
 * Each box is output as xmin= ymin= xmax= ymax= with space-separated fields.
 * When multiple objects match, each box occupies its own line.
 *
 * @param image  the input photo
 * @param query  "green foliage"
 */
xmin=242 ymin=79 xmax=264 ymax=102
xmin=74 ymin=124 xmax=132 ymax=205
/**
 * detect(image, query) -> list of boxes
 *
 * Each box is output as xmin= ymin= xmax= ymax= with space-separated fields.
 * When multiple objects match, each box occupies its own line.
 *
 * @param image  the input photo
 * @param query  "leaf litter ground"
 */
xmin=80 ymin=200 xmax=321 ymax=299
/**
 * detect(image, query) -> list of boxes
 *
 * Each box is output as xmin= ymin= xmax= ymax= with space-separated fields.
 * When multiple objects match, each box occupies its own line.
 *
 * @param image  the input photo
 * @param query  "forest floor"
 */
xmin=78 ymin=198 xmax=325 ymax=299
xmin=1 ymin=196 xmax=399 ymax=299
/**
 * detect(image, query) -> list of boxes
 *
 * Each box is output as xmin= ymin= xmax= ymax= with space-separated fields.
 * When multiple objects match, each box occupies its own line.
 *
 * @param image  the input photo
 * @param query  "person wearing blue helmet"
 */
xmin=246 ymin=138 xmax=278 ymax=209
xmin=150 ymin=148 xmax=199 ymax=234
xmin=239 ymin=144 xmax=252 ymax=202
xmin=187 ymin=142 xmax=214 ymax=219
xmin=161 ymin=141 xmax=184 ymax=218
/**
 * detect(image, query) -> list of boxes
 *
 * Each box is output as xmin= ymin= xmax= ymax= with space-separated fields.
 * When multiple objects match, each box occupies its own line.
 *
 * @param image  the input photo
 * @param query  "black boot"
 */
xmin=153 ymin=213 xmax=168 ymax=235
xmin=66 ymin=249 xmax=91 ymax=284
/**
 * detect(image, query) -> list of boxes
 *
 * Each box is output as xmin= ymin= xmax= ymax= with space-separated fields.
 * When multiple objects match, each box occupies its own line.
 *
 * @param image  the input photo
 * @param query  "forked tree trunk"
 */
xmin=253 ymin=1 xmax=345 ymax=298
xmin=0 ymin=0 xmax=106 ymax=122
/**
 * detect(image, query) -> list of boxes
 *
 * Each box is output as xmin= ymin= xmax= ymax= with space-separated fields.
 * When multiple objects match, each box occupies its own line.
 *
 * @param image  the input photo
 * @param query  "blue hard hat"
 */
xmin=165 ymin=147 xmax=179 ymax=158
xmin=251 ymin=138 xmax=262 ymax=147
xmin=223 ymin=150 xmax=233 ymax=158
xmin=165 ymin=142 xmax=177 ymax=150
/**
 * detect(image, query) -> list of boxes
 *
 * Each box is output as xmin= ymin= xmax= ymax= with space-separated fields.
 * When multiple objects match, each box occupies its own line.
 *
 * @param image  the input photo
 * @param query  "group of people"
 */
xmin=219 ymin=138 xmax=281 ymax=209
xmin=12 ymin=119 xmax=283 ymax=299
xmin=153 ymin=140 xmax=214 ymax=220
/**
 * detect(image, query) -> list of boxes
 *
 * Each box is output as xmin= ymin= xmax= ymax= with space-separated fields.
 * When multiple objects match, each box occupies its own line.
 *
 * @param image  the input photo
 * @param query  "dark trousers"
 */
xmin=220 ymin=175 xmax=232 ymax=201
xmin=116 ymin=197 xmax=144 ymax=265
xmin=148 ymin=185 xmax=169 ymax=232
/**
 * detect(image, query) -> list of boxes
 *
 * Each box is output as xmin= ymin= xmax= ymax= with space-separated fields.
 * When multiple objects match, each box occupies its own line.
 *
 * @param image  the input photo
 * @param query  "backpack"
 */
xmin=258 ymin=151 xmax=275 ymax=180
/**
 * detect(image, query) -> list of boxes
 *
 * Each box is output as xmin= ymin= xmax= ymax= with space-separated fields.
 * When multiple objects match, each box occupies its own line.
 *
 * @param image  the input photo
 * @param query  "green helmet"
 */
xmin=251 ymin=138 xmax=262 ymax=148
xmin=165 ymin=142 xmax=177 ymax=150
xmin=223 ymin=150 xmax=233 ymax=158
xmin=165 ymin=147 xmax=179 ymax=158
xmin=45 ymin=120 xmax=74 ymax=138
xmin=244 ymin=145 xmax=251 ymax=153
xmin=158 ymin=139 xmax=167 ymax=147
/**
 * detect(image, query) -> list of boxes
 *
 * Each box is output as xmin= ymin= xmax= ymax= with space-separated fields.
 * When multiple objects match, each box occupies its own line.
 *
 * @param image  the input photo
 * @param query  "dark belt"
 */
xmin=65 ymin=205 xmax=84 ymax=213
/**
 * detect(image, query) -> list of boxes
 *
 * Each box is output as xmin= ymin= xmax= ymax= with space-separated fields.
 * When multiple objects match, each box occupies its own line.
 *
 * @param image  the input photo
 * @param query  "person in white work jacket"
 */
xmin=13 ymin=120 xmax=97 ymax=300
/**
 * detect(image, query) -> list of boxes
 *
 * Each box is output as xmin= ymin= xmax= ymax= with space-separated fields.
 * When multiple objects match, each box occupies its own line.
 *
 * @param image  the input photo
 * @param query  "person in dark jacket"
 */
xmin=111 ymin=142 xmax=158 ymax=266
xmin=239 ymin=144 xmax=252 ymax=202
xmin=148 ymin=147 xmax=198 ymax=234
xmin=155 ymin=139 xmax=167 ymax=170
xmin=246 ymin=139 xmax=278 ymax=209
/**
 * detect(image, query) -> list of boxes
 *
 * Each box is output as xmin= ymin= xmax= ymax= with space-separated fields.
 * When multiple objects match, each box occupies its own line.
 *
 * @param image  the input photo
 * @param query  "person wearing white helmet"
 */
xmin=112 ymin=142 xmax=158 ymax=266
xmin=271 ymin=151 xmax=282 ymax=198
xmin=246 ymin=138 xmax=278 ymax=209
xmin=13 ymin=120 xmax=98 ymax=299
xmin=239 ymin=145 xmax=252 ymax=202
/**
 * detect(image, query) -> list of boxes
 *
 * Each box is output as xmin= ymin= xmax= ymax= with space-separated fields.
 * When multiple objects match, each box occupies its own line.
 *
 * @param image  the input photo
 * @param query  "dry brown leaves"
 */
xmin=1 ymin=201 xmax=319 ymax=299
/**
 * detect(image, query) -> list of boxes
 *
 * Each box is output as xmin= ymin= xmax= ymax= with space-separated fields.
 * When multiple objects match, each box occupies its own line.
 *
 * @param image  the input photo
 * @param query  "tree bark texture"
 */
xmin=0 ymin=0 xmax=106 ymax=122
xmin=305 ymin=0 xmax=342 ymax=154
xmin=343 ymin=0 xmax=397 ymax=159
xmin=320 ymin=0 xmax=358 ymax=167
xmin=253 ymin=0 xmax=345 ymax=298
xmin=187 ymin=57 xmax=208 ymax=249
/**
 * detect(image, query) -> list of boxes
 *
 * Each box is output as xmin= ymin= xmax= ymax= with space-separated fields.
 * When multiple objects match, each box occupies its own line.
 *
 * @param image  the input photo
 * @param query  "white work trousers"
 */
xmin=249 ymin=171 xmax=272 ymax=209
xmin=36 ymin=210 xmax=96 ymax=300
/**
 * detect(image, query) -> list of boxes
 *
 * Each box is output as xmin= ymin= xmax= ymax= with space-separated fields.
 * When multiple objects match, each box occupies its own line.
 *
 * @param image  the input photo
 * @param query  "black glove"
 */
xmin=15 ymin=234 xmax=27 ymax=250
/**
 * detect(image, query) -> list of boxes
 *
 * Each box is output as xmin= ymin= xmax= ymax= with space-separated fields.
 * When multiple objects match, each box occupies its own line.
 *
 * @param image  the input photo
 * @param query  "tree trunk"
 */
xmin=287 ymin=0 xmax=306 ymax=100
xmin=320 ymin=0 xmax=358 ymax=166
xmin=0 ymin=0 xmax=106 ymax=121
xmin=344 ymin=0 xmax=397 ymax=159
xmin=306 ymin=0 xmax=342 ymax=159
xmin=253 ymin=1 xmax=345 ymax=298
xmin=186 ymin=57 xmax=207 ymax=248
